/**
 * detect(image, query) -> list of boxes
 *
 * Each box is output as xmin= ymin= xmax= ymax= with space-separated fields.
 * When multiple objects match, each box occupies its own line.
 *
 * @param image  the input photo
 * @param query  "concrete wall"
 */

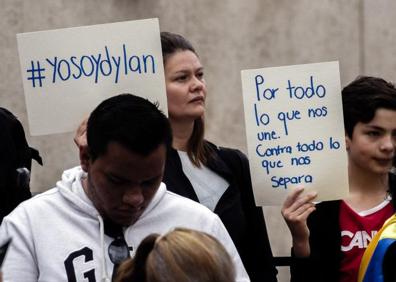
xmin=1 ymin=0 xmax=395 ymax=281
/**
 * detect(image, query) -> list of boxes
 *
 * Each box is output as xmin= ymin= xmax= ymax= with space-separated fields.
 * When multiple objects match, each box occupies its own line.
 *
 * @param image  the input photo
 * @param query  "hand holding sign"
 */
xmin=281 ymin=187 xmax=317 ymax=257
xmin=241 ymin=61 xmax=349 ymax=205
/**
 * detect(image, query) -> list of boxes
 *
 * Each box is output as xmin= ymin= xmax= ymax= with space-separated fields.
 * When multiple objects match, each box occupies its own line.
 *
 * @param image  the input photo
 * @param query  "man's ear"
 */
xmin=345 ymin=135 xmax=351 ymax=151
xmin=79 ymin=145 xmax=91 ymax=172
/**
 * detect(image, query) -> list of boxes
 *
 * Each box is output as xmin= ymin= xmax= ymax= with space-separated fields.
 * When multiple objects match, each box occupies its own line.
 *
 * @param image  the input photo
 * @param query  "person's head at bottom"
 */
xmin=114 ymin=228 xmax=236 ymax=282
xmin=79 ymin=94 xmax=172 ymax=227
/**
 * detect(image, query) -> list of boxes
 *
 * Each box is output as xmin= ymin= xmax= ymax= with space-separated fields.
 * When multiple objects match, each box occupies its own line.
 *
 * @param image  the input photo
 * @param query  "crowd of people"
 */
xmin=0 ymin=31 xmax=395 ymax=282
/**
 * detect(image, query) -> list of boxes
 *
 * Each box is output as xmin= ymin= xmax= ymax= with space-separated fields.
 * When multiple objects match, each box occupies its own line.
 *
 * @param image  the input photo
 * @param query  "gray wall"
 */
xmin=1 ymin=1 xmax=395 ymax=281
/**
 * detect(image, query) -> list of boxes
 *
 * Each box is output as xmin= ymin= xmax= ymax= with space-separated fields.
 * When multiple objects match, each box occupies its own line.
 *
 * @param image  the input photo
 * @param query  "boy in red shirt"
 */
xmin=282 ymin=76 xmax=396 ymax=282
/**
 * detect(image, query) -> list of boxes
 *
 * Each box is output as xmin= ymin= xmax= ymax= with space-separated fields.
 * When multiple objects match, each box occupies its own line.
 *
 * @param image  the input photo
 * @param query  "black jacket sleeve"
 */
xmin=219 ymin=148 xmax=278 ymax=282
xmin=290 ymin=201 xmax=341 ymax=282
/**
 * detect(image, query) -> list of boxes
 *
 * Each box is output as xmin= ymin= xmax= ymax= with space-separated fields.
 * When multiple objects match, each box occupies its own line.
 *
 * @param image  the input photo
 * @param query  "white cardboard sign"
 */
xmin=17 ymin=18 xmax=167 ymax=136
xmin=241 ymin=61 xmax=349 ymax=205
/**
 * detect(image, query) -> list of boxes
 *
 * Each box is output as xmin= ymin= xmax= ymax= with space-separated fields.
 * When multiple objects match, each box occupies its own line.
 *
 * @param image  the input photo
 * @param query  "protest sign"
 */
xmin=241 ymin=61 xmax=349 ymax=205
xmin=17 ymin=18 xmax=166 ymax=136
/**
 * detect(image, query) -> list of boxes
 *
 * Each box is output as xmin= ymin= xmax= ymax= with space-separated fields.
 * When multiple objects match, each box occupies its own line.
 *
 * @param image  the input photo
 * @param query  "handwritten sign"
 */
xmin=241 ymin=61 xmax=349 ymax=205
xmin=17 ymin=18 xmax=167 ymax=136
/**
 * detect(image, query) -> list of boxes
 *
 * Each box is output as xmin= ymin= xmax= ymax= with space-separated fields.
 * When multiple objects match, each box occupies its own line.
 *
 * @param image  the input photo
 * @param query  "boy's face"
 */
xmin=82 ymin=142 xmax=166 ymax=226
xmin=346 ymin=108 xmax=396 ymax=175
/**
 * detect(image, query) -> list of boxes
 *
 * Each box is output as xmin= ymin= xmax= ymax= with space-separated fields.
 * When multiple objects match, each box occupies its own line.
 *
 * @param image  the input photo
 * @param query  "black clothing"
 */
xmin=291 ymin=200 xmax=341 ymax=282
xmin=0 ymin=107 xmax=42 ymax=223
xmin=163 ymin=142 xmax=277 ymax=282
xmin=383 ymin=241 xmax=396 ymax=282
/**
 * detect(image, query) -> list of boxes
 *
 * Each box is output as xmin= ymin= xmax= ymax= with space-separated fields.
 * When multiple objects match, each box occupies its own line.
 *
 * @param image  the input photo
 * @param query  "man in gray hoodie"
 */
xmin=0 ymin=94 xmax=249 ymax=282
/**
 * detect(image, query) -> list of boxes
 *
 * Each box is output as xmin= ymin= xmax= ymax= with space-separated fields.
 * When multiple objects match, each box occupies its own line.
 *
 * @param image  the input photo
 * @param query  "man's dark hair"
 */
xmin=342 ymin=76 xmax=396 ymax=138
xmin=87 ymin=94 xmax=172 ymax=160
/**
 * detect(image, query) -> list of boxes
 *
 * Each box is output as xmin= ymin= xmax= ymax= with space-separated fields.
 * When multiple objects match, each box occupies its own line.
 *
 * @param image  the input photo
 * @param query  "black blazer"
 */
xmin=163 ymin=142 xmax=277 ymax=282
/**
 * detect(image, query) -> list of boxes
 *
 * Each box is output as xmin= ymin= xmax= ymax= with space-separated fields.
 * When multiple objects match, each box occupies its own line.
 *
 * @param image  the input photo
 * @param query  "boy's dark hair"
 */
xmin=342 ymin=76 xmax=396 ymax=138
xmin=0 ymin=107 xmax=42 ymax=223
xmin=343 ymin=76 xmax=396 ymax=207
xmin=87 ymin=94 xmax=172 ymax=160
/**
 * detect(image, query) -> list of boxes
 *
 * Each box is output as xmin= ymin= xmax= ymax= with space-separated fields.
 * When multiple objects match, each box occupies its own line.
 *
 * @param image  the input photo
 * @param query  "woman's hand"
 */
xmin=281 ymin=186 xmax=317 ymax=257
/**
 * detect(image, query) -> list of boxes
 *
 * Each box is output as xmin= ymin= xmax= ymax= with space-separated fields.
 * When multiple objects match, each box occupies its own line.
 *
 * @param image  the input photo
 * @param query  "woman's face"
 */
xmin=164 ymin=50 xmax=207 ymax=122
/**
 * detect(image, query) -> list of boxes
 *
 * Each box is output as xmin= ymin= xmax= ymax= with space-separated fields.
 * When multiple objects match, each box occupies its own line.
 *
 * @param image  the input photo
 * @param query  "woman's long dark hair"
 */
xmin=161 ymin=31 xmax=215 ymax=167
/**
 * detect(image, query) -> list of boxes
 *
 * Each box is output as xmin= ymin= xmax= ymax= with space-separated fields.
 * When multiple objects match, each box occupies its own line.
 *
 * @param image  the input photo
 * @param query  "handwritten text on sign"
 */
xmin=241 ymin=62 xmax=348 ymax=205
xmin=17 ymin=18 xmax=166 ymax=136
xmin=26 ymin=44 xmax=155 ymax=87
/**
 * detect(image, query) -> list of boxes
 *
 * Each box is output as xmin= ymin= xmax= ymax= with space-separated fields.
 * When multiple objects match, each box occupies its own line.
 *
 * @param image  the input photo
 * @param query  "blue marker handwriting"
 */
xmin=251 ymin=73 xmax=341 ymax=189
xmin=25 ymin=44 xmax=156 ymax=88
xmin=255 ymin=74 xmax=326 ymax=102
xmin=255 ymin=137 xmax=341 ymax=176
xmin=271 ymin=174 xmax=313 ymax=189
xmin=253 ymin=75 xmax=328 ymax=135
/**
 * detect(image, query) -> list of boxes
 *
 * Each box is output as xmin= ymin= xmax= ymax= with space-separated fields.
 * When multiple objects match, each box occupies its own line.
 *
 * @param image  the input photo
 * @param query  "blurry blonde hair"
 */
xmin=115 ymin=228 xmax=235 ymax=282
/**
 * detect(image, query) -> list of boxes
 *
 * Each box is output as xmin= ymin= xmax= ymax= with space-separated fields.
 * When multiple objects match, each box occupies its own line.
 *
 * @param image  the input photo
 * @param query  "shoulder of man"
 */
xmin=164 ymin=189 xmax=218 ymax=215
xmin=141 ymin=184 xmax=220 ymax=229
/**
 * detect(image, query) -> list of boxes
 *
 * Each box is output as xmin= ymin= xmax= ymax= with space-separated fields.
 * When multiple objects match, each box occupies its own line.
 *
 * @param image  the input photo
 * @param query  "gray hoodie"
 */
xmin=0 ymin=166 xmax=249 ymax=281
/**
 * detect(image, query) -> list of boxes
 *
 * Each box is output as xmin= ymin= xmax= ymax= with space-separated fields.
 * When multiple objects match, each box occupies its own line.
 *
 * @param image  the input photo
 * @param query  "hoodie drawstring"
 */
xmin=98 ymin=215 xmax=111 ymax=282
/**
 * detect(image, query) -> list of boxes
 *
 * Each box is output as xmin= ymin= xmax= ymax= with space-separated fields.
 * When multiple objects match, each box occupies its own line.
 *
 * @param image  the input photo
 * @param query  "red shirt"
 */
xmin=339 ymin=199 xmax=393 ymax=282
